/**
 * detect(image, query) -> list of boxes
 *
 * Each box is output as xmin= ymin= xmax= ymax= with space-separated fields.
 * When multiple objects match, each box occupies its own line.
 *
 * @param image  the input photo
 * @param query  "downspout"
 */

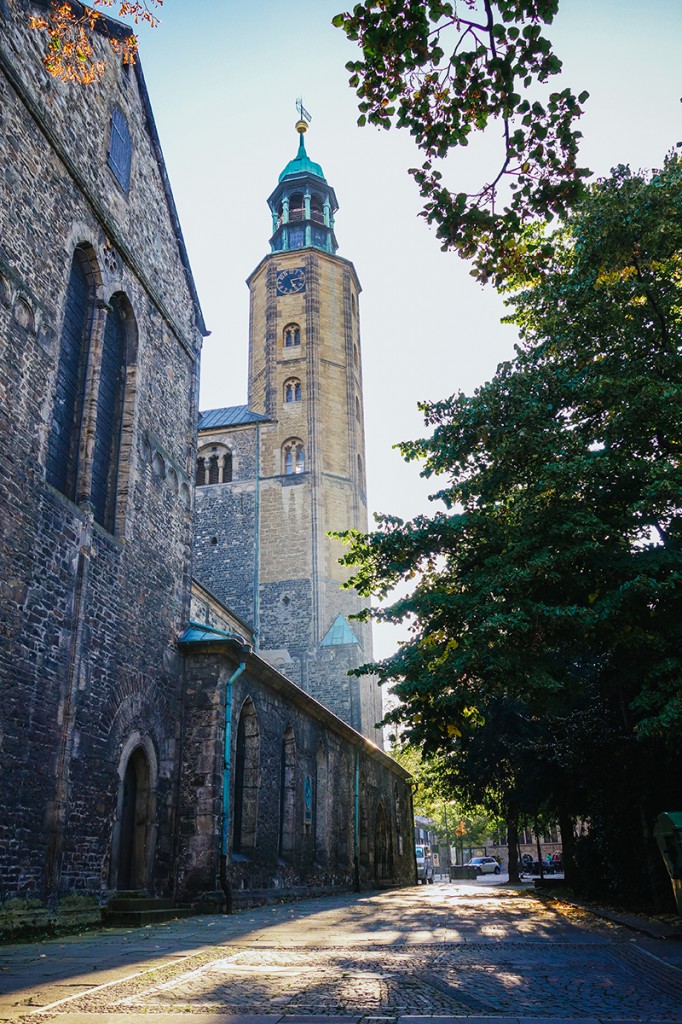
xmin=354 ymin=748 xmax=360 ymax=892
xmin=220 ymin=661 xmax=246 ymax=912
xmin=253 ymin=424 xmax=261 ymax=652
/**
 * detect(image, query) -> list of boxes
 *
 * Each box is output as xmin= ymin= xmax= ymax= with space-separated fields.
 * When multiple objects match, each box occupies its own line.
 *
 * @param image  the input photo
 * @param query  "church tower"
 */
xmin=195 ymin=118 xmax=382 ymax=745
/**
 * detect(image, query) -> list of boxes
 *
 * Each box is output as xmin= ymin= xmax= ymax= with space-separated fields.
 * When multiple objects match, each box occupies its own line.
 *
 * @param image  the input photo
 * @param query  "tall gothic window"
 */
xmin=46 ymin=247 xmax=94 ymax=500
xmin=91 ymin=293 xmax=128 ymax=532
xmin=283 ymin=438 xmax=304 ymax=475
xmin=233 ymin=699 xmax=260 ymax=856
xmin=283 ymin=323 xmax=301 ymax=348
xmin=278 ymin=726 xmax=296 ymax=859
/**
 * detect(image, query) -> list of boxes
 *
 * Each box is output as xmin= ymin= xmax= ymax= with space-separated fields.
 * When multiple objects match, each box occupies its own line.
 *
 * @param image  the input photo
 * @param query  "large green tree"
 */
xmin=339 ymin=155 xmax=682 ymax=906
xmin=335 ymin=0 xmax=590 ymax=284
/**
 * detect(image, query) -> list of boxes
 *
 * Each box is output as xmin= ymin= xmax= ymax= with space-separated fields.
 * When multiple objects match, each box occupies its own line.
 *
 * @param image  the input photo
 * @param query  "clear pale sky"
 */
xmin=135 ymin=0 xmax=681 ymax=660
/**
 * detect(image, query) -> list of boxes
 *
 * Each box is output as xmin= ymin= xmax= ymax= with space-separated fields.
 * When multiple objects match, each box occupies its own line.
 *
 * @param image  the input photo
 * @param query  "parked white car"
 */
xmin=415 ymin=845 xmax=435 ymax=883
xmin=466 ymin=856 xmax=501 ymax=875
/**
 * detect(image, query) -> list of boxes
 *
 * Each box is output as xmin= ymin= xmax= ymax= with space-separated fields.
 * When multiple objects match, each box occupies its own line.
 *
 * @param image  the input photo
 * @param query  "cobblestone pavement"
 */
xmin=1 ymin=882 xmax=681 ymax=1024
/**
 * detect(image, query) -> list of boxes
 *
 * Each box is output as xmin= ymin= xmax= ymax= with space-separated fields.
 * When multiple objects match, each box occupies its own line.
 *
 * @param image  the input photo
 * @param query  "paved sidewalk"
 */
xmin=0 ymin=882 xmax=680 ymax=1024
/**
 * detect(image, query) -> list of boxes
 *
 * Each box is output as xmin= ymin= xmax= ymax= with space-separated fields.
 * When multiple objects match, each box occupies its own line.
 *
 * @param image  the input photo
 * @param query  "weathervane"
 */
xmin=296 ymin=97 xmax=312 ymax=135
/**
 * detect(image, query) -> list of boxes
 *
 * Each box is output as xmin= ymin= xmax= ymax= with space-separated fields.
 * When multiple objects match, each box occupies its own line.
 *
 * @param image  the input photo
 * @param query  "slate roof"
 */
xmin=198 ymin=405 xmax=270 ymax=430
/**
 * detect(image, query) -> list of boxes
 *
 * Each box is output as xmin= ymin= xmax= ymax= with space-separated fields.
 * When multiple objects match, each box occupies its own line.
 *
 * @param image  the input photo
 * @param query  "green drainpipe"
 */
xmin=220 ymin=661 xmax=246 ymax=911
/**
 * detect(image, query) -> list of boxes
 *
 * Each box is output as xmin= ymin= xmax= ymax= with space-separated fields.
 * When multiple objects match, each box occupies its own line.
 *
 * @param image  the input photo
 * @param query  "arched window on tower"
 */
xmin=283 ymin=438 xmax=305 ymax=475
xmin=284 ymin=378 xmax=302 ymax=404
xmin=289 ymin=193 xmax=304 ymax=222
xmin=283 ymin=323 xmax=301 ymax=348
xmin=355 ymin=395 xmax=361 ymax=422
xmin=311 ymin=195 xmax=324 ymax=224
xmin=196 ymin=443 xmax=233 ymax=486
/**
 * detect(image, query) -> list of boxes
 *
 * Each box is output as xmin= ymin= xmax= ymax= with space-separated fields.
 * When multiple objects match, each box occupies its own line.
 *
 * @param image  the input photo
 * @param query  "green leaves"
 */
xmin=337 ymin=158 xmax=682 ymax=903
xmin=333 ymin=0 xmax=591 ymax=285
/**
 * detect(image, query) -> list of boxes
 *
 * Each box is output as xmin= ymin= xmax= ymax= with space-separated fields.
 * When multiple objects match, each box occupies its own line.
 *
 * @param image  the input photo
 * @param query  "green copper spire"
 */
xmin=268 ymin=114 xmax=339 ymax=255
xmin=278 ymin=124 xmax=326 ymax=182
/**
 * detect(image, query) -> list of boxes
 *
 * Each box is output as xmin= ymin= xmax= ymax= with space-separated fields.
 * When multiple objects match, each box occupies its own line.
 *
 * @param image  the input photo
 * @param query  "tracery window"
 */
xmin=284 ymin=378 xmax=302 ymax=404
xmin=283 ymin=438 xmax=305 ymax=475
xmin=283 ymin=323 xmax=301 ymax=348
xmin=46 ymin=248 xmax=136 ymax=536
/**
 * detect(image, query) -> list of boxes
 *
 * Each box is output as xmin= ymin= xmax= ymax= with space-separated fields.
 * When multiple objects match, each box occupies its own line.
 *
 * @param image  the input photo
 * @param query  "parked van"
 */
xmin=415 ymin=844 xmax=435 ymax=884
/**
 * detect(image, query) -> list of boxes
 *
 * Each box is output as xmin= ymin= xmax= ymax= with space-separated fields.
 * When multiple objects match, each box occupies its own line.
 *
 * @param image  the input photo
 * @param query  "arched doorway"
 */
xmin=116 ymin=746 xmax=152 ymax=890
xmin=374 ymin=802 xmax=393 ymax=883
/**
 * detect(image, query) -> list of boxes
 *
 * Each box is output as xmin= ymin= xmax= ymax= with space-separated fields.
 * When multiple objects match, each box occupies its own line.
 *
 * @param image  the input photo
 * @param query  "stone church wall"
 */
xmin=0 ymin=4 xmax=202 ymax=900
xmin=177 ymin=641 xmax=415 ymax=901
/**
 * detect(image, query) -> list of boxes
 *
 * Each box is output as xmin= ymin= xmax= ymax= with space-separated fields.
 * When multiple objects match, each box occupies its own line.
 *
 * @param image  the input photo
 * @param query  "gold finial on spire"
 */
xmin=296 ymin=97 xmax=312 ymax=135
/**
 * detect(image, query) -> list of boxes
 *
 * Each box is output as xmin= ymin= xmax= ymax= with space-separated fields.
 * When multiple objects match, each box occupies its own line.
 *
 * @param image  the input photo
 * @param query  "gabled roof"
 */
xmin=320 ymin=614 xmax=360 ymax=648
xmin=198 ymin=405 xmax=270 ymax=431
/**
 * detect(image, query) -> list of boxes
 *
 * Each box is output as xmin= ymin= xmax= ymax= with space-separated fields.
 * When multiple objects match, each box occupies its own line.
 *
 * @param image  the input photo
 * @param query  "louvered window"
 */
xmin=91 ymin=297 xmax=127 ymax=531
xmin=46 ymin=250 xmax=92 ymax=499
xmin=108 ymin=108 xmax=132 ymax=192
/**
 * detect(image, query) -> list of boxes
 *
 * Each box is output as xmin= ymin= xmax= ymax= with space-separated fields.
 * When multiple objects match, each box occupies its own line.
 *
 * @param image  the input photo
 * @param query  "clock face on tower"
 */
xmin=276 ymin=267 xmax=306 ymax=296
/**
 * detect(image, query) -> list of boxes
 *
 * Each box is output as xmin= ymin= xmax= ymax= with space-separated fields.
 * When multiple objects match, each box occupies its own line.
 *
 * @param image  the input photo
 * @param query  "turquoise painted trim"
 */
xmin=222 ymin=662 xmax=247 ymax=859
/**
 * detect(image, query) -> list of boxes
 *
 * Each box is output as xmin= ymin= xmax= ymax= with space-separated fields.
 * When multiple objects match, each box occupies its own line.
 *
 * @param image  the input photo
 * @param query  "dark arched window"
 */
xmin=279 ymin=726 xmax=296 ymax=859
xmin=283 ymin=438 xmax=304 ymax=475
xmin=46 ymin=247 xmax=94 ymax=500
xmin=289 ymin=193 xmax=304 ymax=222
xmin=233 ymin=699 xmax=260 ymax=855
xmin=284 ymin=323 xmax=301 ymax=348
xmin=311 ymin=195 xmax=324 ymax=224
xmin=196 ymin=444 xmax=233 ymax=486
xmin=91 ymin=294 xmax=128 ymax=531
xmin=284 ymin=378 xmax=302 ymax=404
xmin=108 ymin=108 xmax=132 ymax=192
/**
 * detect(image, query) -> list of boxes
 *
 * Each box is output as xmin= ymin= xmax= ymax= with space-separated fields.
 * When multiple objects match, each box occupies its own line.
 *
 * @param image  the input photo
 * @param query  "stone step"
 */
xmin=102 ymin=905 xmax=196 ymax=927
xmin=106 ymin=896 xmax=175 ymax=912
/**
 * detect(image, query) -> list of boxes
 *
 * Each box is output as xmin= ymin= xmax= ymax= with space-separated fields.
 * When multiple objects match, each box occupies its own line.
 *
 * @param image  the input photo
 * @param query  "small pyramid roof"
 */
xmin=320 ymin=614 xmax=360 ymax=648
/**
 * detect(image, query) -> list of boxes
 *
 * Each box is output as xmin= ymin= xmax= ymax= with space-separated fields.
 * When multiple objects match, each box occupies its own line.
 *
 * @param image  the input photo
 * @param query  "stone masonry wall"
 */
xmin=0 ymin=5 xmax=202 ymax=899
xmin=177 ymin=643 xmax=414 ymax=901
